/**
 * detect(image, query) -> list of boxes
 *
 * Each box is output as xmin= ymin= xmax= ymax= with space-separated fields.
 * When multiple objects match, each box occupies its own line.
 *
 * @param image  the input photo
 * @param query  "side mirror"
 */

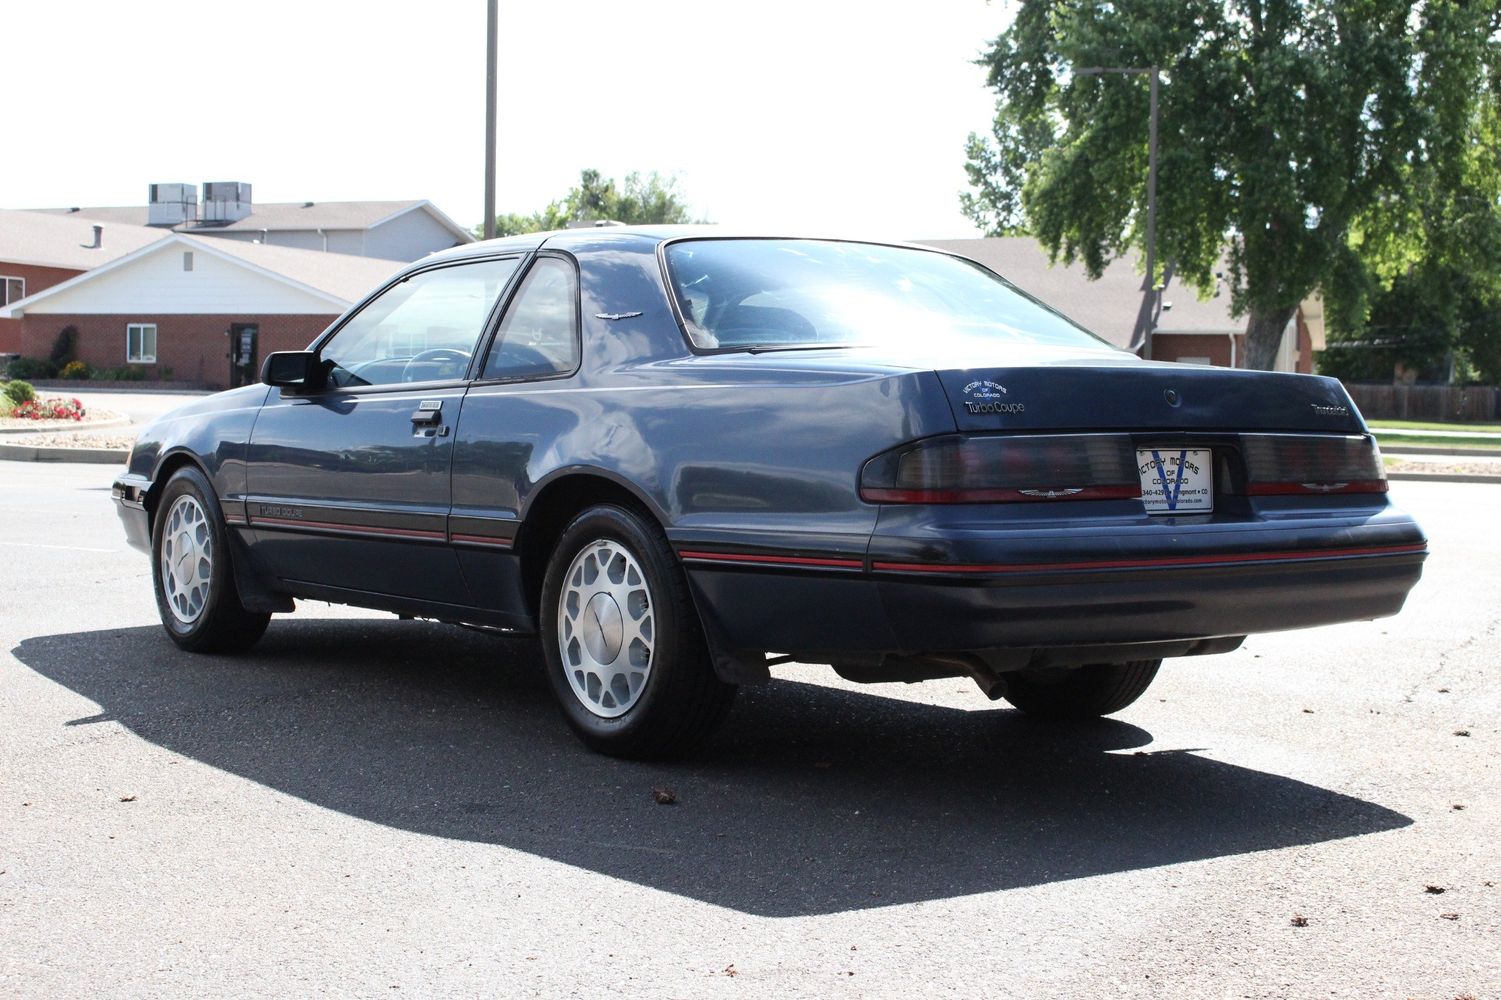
xmin=261 ymin=351 xmax=326 ymax=392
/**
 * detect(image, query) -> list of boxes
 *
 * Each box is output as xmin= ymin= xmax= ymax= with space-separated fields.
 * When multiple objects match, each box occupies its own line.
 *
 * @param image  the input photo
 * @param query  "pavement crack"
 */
xmin=1403 ymin=615 xmax=1501 ymax=701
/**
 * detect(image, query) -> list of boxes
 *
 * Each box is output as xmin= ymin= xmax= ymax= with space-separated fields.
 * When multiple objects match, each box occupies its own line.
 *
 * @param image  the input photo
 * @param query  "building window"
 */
xmin=1 ymin=276 xmax=23 ymax=306
xmin=127 ymin=323 xmax=157 ymax=364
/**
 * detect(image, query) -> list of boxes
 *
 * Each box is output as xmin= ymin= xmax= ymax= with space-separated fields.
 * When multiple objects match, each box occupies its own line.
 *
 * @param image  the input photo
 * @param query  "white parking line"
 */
xmin=0 ymin=540 xmax=120 ymax=554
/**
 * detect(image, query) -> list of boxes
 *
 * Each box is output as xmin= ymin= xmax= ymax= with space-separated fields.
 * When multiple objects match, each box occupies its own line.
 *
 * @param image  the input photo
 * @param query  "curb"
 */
xmin=1388 ymin=471 xmax=1501 ymax=485
xmin=27 ymin=382 xmax=212 ymax=395
xmin=0 ymin=442 xmax=127 ymax=464
xmin=0 ymin=416 xmax=130 ymax=436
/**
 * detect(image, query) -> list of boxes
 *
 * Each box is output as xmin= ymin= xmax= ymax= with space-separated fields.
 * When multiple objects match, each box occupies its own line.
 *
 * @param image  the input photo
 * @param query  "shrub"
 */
xmin=5 ymin=356 xmax=54 ymax=380
xmin=59 ymin=359 xmax=93 ymax=380
xmin=3 ymin=379 xmax=36 ymax=404
xmin=13 ymin=396 xmax=86 ymax=421
xmin=87 ymin=365 xmax=147 ymax=382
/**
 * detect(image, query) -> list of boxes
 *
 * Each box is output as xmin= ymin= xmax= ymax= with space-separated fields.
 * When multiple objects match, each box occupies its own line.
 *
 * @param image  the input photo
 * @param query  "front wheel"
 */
xmin=151 ymin=466 xmax=270 ymax=653
xmin=1003 ymin=659 xmax=1162 ymax=719
xmin=539 ymin=504 xmax=736 ymax=758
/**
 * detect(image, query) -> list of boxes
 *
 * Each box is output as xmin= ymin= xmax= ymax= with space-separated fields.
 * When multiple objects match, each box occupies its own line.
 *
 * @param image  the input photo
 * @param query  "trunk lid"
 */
xmin=934 ymin=363 xmax=1366 ymax=435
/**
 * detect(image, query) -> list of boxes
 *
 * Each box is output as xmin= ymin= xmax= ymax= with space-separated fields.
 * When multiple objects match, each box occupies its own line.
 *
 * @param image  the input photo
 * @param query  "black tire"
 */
xmin=1003 ymin=659 xmax=1162 ymax=719
xmin=539 ymin=503 xmax=736 ymax=758
xmin=150 ymin=466 xmax=270 ymax=654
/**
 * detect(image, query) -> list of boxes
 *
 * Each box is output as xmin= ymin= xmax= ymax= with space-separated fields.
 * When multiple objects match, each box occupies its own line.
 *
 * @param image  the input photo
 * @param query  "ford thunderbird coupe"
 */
xmin=114 ymin=228 xmax=1427 ymax=757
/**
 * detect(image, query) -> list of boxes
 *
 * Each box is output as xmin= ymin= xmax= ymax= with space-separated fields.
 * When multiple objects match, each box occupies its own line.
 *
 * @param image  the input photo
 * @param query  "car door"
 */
xmin=246 ymin=255 xmax=523 ymax=607
xmin=449 ymin=254 xmax=583 ymax=620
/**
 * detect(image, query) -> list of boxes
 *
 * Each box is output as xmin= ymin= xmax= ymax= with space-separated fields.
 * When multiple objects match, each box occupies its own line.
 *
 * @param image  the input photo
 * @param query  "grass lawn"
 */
xmin=1374 ymin=429 xmax=1501 ymax=450
xmin=1368 ymin=418 xmax=1501 ymax=433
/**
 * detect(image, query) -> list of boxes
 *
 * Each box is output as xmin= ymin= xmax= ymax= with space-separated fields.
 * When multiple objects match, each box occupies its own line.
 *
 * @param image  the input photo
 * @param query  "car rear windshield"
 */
xmin=663 ymin=238 xmax=1114 ymax=353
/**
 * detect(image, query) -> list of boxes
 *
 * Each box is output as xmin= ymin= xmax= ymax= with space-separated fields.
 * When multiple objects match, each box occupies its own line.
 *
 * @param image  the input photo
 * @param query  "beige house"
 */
xmin=922 ymin=237 xmax=1323 ymax=373
xmin=35 ymin=182 xmax=472 ymax=263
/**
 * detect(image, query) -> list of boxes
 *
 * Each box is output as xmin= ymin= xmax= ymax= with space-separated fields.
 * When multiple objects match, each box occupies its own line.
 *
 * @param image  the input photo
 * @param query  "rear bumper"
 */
xmin=872 ymin=543 xmax=1424 ymax=650
xmin=677 ymin=500 xmax=1427 ymax=657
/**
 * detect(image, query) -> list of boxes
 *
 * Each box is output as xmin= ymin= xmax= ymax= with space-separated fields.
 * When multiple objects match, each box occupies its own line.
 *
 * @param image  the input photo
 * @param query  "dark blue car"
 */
xmin=114 ymin=228 xmax=1427 ymax=756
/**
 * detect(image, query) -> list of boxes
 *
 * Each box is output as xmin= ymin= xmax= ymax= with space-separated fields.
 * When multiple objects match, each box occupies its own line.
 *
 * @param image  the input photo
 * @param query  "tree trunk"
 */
xmin=1242 ymin=303 xmax=1299 ymax=371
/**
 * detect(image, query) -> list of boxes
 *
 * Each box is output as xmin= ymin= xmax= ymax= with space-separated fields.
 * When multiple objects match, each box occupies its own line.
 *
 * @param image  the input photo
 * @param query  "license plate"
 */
xmin=1137 ymin=448 xmax=1213 ymax=513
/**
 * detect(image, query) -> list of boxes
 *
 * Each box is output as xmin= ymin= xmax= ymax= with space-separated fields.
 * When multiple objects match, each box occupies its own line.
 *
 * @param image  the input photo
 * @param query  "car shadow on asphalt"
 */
xmin=14 ymin=619 xmax=1411 ymax=918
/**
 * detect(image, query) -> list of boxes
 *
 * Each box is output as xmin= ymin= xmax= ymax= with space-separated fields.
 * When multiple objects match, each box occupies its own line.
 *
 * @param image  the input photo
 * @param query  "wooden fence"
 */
xmin=1343 ymin=383 xmax=1499 ymax=422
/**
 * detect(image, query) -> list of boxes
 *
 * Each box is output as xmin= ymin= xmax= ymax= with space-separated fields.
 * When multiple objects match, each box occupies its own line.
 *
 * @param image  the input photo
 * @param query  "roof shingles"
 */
xmin=0 ymin=208 xmax=168 ymax=270
xmin=921 ymin=237 xmax=1240 ymax=349
xmin=30 ymin=200 xmax=471 ymax=240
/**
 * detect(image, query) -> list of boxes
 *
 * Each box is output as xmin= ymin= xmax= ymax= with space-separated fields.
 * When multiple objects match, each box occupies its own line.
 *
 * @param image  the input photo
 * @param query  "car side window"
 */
xmin=482 ymin=257 xmax=580 ymax=381
xmin=321 ymin=258 xmax=520 ymax=388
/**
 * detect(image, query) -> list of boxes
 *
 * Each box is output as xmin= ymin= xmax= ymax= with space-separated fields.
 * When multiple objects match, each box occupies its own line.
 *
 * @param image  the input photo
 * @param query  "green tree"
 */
xmin=964 ymin=0 xmax=1501 ymax=371
xmin=478 ymin=169 xmax=702 ymax=238
xmin=1326 ymin=6 xmax=1501 ymax=384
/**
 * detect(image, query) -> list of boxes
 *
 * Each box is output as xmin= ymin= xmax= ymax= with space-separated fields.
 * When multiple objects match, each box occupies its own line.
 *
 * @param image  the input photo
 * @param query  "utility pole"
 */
xmin=1077 ymin=65 xmax=1161 ymax=360
xmin=483 ymin=0 xmax=498 ymax=240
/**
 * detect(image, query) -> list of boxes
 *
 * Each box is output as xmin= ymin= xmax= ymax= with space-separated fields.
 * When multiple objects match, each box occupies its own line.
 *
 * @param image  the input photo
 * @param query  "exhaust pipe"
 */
xmin=924 ymin=653 xmax=1009 ymax=701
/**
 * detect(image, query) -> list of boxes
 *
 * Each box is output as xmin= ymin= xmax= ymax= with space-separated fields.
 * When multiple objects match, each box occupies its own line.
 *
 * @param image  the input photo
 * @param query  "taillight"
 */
xmin=1241 ymin=434 xmax=1388 ymax=495
xmin=860 ymin=434 xmax=1140 ymax=504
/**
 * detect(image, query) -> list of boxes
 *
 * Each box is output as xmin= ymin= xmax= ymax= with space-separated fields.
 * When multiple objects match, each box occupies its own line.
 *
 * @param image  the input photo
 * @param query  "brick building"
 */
xmin=1 ymin=234 xmax=399 ymax=389
xmin=0 ymin=210 xmax=165 ymax=355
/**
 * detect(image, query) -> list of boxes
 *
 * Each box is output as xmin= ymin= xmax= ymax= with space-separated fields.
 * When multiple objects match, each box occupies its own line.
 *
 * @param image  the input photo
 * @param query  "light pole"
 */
xmin=483 ymin=0 xmax=498 ymax=240
xmin=1077 ymin=65 xmax=1160 ymax=360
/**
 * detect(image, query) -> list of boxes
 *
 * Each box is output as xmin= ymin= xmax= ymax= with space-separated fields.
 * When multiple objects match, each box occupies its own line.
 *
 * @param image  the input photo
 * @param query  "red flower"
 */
xmin=14 ymin=396 xmax=86 ymax=421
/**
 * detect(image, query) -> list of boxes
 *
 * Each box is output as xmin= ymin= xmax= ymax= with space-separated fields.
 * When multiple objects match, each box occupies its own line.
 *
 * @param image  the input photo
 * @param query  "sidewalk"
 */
xmin=1372 ymin=426 xmax=1501 ymax=440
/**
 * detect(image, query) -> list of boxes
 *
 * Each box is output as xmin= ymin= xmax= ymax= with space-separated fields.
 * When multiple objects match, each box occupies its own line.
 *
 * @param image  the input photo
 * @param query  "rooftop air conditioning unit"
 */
xmin=147 ymin=183 xmax=198 ymax=226
xmin=201 ymin=181 xmax=252 ymax=224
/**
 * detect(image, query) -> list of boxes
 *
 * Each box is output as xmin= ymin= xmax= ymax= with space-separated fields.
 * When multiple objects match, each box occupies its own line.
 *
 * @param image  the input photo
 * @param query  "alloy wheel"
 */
xmin=557 ymin=538 xmax=655 ymax=718
xmin=159 ymin=494 xmax=213 ymax=624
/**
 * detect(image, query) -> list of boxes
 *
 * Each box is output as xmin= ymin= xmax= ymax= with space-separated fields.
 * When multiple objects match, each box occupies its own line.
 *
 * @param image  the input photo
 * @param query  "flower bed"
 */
xmin=12 ymin=396 xmax=86 ymax=421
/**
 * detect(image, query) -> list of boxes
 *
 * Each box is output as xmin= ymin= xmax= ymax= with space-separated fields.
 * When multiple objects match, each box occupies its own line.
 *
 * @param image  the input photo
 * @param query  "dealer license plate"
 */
xmin=1137 ymin=448 xmax=1213 ymax=514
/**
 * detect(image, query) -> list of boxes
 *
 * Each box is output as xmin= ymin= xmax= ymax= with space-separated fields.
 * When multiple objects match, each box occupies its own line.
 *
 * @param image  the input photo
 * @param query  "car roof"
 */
xmin=417 ymin=225 xmax=946 ymax=268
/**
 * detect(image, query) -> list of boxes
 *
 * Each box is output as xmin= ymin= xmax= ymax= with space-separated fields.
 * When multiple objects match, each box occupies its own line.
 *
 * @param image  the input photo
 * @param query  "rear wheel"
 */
xmin=1003 ymin=659 xmax=1161 ymax=719
xmin=151 ymin=466 xmax=270 ymax=653
xmin=539 ymin=504 xmax=736 ymax=758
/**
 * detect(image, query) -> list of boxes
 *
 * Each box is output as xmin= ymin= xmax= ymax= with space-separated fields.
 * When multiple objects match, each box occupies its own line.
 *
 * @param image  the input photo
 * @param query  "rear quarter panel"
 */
xmin=450 ymin=359 xmax=957 ymax=556
xmin=451 ymin=234 xmax=958 ymax=554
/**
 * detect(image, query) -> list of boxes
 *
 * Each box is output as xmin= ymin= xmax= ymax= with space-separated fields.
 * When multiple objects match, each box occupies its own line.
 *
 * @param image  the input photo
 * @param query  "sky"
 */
xmin=1 ymin=1 xmax=1014 ymax=241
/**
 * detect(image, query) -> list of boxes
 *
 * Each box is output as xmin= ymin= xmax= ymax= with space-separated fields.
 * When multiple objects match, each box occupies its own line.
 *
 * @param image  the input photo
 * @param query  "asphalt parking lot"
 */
xmin=1 ymin=460 xmax=1496 ymax=999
